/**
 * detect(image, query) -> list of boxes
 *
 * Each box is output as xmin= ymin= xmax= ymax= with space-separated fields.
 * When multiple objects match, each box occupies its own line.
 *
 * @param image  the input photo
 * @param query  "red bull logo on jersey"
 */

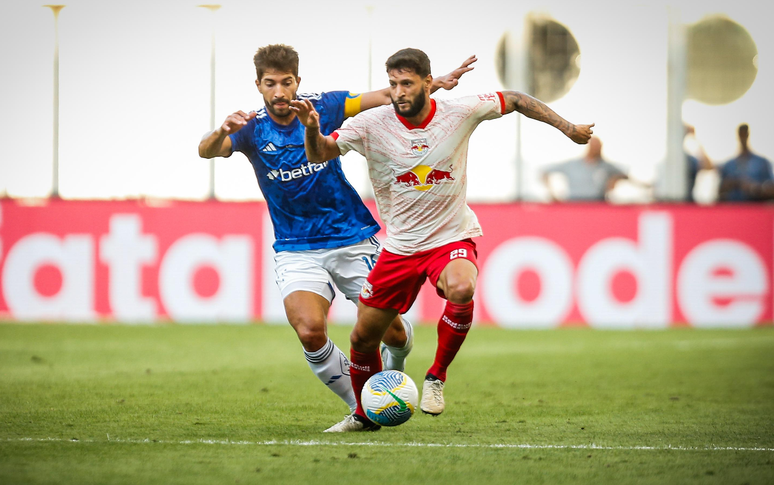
xmin=394 ymin=165 xmax=455 ymax=192
xmin=410 ymin=138 xmax=430 ymax=156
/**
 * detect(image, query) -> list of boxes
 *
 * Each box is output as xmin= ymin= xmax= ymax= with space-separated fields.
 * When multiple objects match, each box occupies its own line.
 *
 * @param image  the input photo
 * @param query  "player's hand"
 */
xmin=290 ymin=99 xmax=320 ymax=131
xmin=434 ymin=55 xmax=477 ymax=91
xmin=221 ymin=111 xmax=256 ymax=134
xmin=569 ymin=123 xmax=595 ymax=144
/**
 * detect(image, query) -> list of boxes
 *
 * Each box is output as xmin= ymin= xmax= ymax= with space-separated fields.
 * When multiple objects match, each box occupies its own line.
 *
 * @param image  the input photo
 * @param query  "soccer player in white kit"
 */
xmin=291 ymin=48 xmax=594 ymax=432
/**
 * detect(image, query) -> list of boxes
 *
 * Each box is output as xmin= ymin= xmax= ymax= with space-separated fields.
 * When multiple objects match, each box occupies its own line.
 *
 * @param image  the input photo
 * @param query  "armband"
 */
xmin=344 ymin=92 xmax=362 ymax=118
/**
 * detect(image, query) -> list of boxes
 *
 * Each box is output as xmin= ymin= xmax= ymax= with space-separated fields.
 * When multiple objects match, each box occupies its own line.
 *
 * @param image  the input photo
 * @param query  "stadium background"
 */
xmin=1 ymin=0 xmax=772 ymax=328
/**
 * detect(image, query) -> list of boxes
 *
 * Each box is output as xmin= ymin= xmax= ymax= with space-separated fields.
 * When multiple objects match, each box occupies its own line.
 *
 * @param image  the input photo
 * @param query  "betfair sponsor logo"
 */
xmin=267 ymin=161 xmax=329 ymax=182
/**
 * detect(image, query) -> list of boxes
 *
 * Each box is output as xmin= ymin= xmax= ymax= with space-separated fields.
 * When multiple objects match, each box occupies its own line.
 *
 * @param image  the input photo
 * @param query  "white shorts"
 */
xmin=274 ymin=237 xmax=381 ymax=303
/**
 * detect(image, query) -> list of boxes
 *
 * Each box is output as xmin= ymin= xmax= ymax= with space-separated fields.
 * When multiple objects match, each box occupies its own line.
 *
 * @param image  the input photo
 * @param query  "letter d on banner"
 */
xmin=577 ymin=212 xmax=672 ymax=328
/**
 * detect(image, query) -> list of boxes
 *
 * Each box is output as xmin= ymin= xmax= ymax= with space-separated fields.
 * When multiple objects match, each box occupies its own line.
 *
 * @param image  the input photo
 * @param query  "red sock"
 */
xmin=427 ymin=301 xmax=474 ymax=382
xmin=350 ymin=348 xmax=382 ymax=418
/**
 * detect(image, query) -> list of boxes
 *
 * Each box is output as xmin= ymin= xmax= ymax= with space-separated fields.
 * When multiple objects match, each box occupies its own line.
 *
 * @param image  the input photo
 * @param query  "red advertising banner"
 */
xmin=0 ymin=199 xmax=771 ymax=328
xmin=470 ymin=203 xmax=773 ymax=328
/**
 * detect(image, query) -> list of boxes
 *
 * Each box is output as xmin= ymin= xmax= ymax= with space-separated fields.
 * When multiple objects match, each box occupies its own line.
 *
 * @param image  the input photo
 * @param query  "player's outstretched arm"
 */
xmin=432 ymin=55 xmax=477 ymax=92
xmin=198 ymin=110 xmax=256 ymax=159
xmin=358 ymin=55 xmax=478 ymax=111
xmin=502 ymin=91 xmax=594 ymax=144
xmin=290 ymin=99 xmax=342 ymax=163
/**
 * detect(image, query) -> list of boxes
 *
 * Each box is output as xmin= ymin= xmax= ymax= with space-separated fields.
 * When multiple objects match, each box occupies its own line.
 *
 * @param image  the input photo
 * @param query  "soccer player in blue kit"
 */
xmin=198 ymin=44 xmax=475 ymax=417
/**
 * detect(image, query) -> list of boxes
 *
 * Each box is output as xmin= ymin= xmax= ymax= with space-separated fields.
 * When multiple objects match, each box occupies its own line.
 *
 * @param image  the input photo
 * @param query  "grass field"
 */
xmin=1 ymin=323 xmax=773 ymax=484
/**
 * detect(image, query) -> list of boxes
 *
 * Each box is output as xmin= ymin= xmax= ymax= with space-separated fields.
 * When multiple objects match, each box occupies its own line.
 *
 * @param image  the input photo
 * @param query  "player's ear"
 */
xmin=296 ymin=75 xmax=301 ymax=88
xmin=424 ymin=75 xmax=433 ymax=91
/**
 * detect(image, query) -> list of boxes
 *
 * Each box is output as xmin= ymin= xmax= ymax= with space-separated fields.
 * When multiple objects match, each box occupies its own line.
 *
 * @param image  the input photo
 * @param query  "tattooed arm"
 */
xmin=502 ymin=91 xmax=594 ymax=144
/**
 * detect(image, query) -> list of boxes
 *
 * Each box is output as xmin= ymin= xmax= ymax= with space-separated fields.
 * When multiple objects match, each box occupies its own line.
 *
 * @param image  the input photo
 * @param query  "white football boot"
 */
xmin=420 ymin=376 xmax=445 ymax=415
xmin=323 ymin=413 xmax=381 ymax=433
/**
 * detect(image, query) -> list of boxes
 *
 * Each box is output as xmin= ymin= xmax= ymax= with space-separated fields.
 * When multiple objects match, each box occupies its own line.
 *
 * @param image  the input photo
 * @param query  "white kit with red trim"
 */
xmin=333 ymin=93 xmax=506 ymax=255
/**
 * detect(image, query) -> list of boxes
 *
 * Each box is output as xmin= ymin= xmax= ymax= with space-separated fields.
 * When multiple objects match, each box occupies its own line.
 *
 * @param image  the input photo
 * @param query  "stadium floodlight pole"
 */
xmin=44 ymin=4 xmax=65 ymax=199
xmin=503 ymin=19 xmax=529 ymax=202
xmin=664 ymin=6 xmax=688 ymax=202
xmin=198 ymin=4 xmax=221 ymax=200
xmin=515 ymin=18 xmax=530 ymax=202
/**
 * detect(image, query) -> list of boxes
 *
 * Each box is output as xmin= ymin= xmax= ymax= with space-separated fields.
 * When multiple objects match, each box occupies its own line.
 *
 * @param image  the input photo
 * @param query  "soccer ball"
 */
xmin=361 ymin=370 xmax=419 ymax=427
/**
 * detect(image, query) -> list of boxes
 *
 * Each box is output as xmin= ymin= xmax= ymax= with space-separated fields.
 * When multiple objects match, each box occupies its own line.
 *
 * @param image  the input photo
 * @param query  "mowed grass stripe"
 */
xmin=2 ymin=324 xmax=773 ymax=484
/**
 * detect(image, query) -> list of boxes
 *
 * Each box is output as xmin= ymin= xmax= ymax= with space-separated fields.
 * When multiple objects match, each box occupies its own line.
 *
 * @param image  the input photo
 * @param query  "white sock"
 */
xmin=304 ymin=339 xmax=357 ymax=413
xmin=383 ymin=317 xmax=414 ymax=371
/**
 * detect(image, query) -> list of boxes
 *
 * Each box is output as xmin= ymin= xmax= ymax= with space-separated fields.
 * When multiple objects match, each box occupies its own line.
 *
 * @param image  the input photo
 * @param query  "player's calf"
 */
xmin=381 ymin=317 xmax=414 ymax=372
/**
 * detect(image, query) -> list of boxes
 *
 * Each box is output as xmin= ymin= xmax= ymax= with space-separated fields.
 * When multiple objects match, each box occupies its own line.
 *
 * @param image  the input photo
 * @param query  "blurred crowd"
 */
xmin=541 ymin=123 xmax=774 ymax=204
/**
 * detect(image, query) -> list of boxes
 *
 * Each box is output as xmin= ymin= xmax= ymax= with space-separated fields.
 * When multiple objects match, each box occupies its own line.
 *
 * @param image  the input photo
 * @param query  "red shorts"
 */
xmin=359 ymin=239 xmax=478 ymax=313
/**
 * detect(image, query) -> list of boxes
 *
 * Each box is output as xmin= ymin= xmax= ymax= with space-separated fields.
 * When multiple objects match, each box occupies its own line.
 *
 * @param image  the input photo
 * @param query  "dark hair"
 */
xmin=385 ymin=48 xmax=431 ymax=78
xmin=253 ymin=44 xmax=299 ymax=81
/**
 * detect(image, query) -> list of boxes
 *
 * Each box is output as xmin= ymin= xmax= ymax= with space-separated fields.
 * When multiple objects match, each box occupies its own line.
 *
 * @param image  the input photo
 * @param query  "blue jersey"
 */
xmin=229 ymin=91 xmax=379 ymax=252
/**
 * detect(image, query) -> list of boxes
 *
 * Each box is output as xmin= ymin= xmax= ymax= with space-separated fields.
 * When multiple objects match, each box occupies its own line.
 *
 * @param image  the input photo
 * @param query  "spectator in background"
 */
xmin=541 ymin=136 xmax=628 ymax=202
xmin=718 ymin=124 xmax=774 ymax=202
xmin=653 ymin=123 xmax=713 ymax=202
xmin=683 ymin=124 xmax=713 ymax=202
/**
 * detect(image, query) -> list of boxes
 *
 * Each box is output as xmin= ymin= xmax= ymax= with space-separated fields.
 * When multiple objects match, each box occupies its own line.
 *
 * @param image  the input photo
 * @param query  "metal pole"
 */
xmin=506 ymin=17 xmax=529 ymax=202
xmin=198 ymin=5 xmax=221 ymax=199
xmin=45 ymin=5 xmax=65 ymax=199
xmin=665 ymin=6 xmax=687 ymax=202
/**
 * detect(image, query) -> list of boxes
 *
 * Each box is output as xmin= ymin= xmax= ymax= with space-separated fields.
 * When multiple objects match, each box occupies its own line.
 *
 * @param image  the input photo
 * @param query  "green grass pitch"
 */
xmin=1 ymin=323 xmax=773 ymax=484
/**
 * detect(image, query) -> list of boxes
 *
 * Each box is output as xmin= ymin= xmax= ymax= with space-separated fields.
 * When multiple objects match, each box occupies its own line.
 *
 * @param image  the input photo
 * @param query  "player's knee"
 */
xmin=350 ymin=327 xmax=380 ymax=353
xmin=445 ymin=280 xmax=475 ymax=304
xmin=293 ymin=321 xmax=328 ymax=351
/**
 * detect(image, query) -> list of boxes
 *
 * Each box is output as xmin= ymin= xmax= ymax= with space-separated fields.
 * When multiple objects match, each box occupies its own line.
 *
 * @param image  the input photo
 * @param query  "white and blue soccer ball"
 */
xmin=361 ymin=370 xmax=419 ymax=427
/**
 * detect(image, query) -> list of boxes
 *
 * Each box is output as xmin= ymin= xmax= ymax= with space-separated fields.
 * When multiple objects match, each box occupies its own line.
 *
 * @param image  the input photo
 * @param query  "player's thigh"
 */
xmin=282 ymin=290 xmax=331 ymax=351
xmin=325 ymin=237 xmax=381 ymax=302
xmin=429 ymin=240 xmax=479 ymax=302
xmin=438 ymin=258 xmax=479 ymax=302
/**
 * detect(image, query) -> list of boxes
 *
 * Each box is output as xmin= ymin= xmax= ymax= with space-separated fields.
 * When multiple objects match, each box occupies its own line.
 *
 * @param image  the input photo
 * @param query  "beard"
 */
xmin=265 ymin=97 xmax=294 ymax=119
xmin=392 ymin=91 xmax=427 ymax=119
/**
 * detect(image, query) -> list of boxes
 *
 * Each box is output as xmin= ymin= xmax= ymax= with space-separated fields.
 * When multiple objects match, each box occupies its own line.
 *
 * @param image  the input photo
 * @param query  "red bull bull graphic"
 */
xmin=395 ymin=165 xmax=455 ymax=191
xmin=395 ymin=172 xmax=421 ymax=186
xmin=426 ymin=169 xmax=455 ymax=184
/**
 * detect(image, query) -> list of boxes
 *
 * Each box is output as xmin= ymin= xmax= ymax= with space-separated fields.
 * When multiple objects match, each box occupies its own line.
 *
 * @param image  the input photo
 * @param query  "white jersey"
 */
xmin=333 ymin=93 xmax=505 ymax=255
